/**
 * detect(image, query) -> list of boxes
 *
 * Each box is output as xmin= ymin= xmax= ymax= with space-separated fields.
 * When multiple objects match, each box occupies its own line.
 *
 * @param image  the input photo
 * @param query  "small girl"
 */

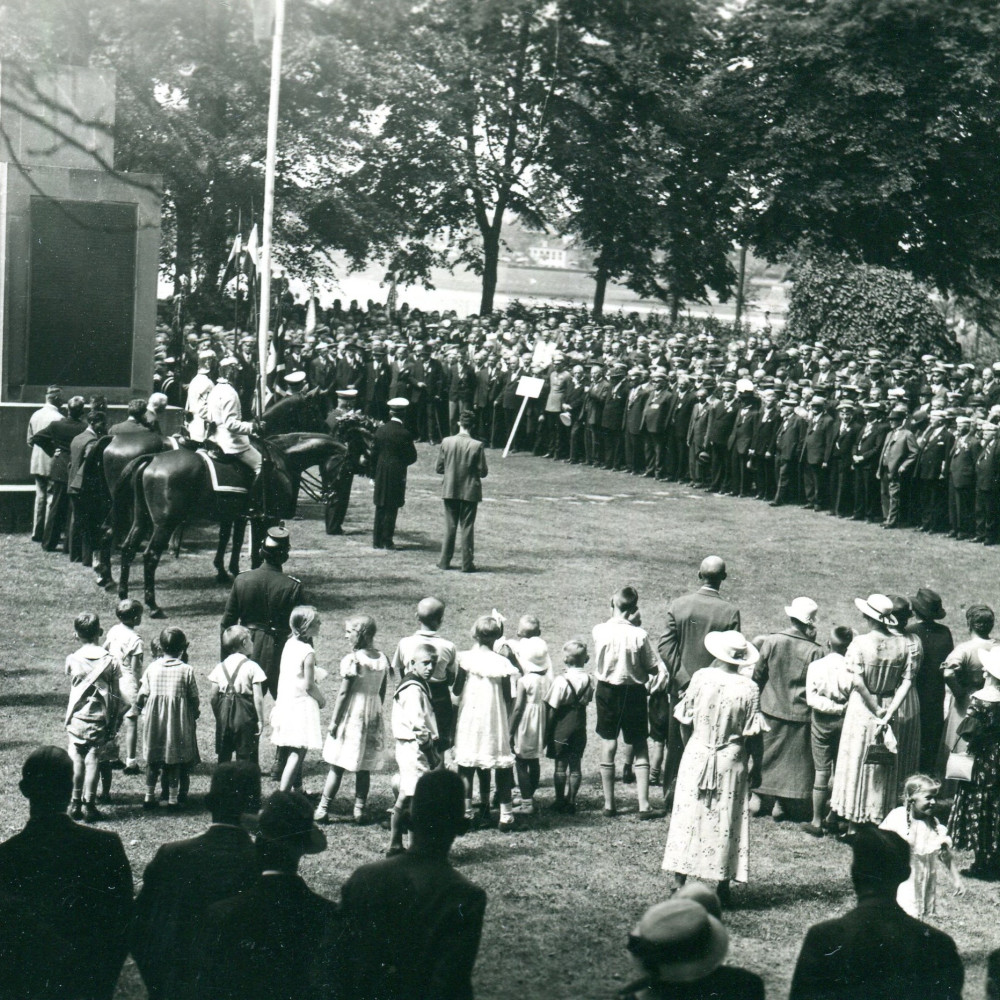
xmin=508 ymin=636 xmax=552 ymax=815
xmin=270 ymin=606 xmax=327 ymax=792
xmin=137 ymin=627 xmax=200 ymax=810
xmin=544 ymin=640 xmax=594 ymax=814
xmin=453 ymin=615 xmax=522 ymax=830
xmin=104 ymin=599 xmax=144 ymax=774
xmin=208 ymin=625 xmax=268 ymax=764
xmin=880 ymin=774 xmax=964 ymax=917
xmin=65 ymin=612 xmax=121 ymax=822
xmin=314 ymin=615 xmax=388 ymax=824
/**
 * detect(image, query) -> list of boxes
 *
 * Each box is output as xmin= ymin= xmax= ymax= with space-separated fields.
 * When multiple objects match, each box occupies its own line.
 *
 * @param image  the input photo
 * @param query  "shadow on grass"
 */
xmin=452 ymin=840 xmax=538 ymax=864
xmin=0 ymin=692 xmax=65 ymax=709
xmin=730 ymin=880 xmax=853 ymax=912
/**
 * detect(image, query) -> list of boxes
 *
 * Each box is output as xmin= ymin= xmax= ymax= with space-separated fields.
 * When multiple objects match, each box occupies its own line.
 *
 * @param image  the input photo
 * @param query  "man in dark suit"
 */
xmin=372 ymin=397 xmax=419 ymax=550
xmin=947 ymin=414 xmax=979 ymax=539
xmin=668 ymin=372 xmax=697 ymax=482
xmin=852 ymin=402 xmax=889 ymax=521
xmin=363 ymin=343 xmax=392 ymax=421
xmin=657 ymin=557 xmax=741 ymax=801
xmin=436 ymin=410 xmax=488 ymax=573
xmin=34 ymin=394 xmax=88 ymax=552
xmin=108 ymin=398 xmax=152 ymax=436
xmin=789 ymin=826 xmax=963 ymax=1000
xmin=975 ymin=419 xmax=1000 ymax=544
xmin=200 ymin=792 xmax=340 ymax=1000
xmin=624 ymin=367 xmax=650 ymax=474
xmin=0 ymin=747 xmax=133 ymax=1000
xmin=727 ymin=379 xmax=759 ymax=497
xmin=749 ymin=387 xmax=780 ymax=499
xmin=131 ymin=763 xmax=260 ymax=1000
xmin=584 ymin=362 xmax=608 ymax=465
xmin=220 ymin=526 xmax=303 ymax=699
xmin=877 ymin=404 xmax=918 ymax=529
xmin=601 ymin=361 xmax=629 ymax=470
xmin=771 ymin=394 xmax=805 ymax=506
xmin=828 ymin=400 xmax=861 ymax=517
xmin=914 ymin=408 xmax=953 ymax=532
xmin=800 ymin=396 xmax=836 ymax=510
xmin=705 ymin=380 xmax=737 ymax=492
xmin=340 ymin=768 xmax=486 ymax=1000
xmin=641 ymin=368 xmax=672 ymax=479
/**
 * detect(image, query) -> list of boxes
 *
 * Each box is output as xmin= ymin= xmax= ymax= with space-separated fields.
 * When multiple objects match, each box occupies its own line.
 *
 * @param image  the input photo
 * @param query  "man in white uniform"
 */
xmin=206 ymin=356 xmax=263 ymax=478
xmin=184 ymin=349 xmax=216 ymax=443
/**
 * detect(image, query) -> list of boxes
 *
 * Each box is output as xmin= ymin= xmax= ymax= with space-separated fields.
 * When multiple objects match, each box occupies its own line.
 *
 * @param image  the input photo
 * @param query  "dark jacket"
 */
xmin=775 ymin=412 xmax=806 ymax=463
xmin=340 ymin=848 xmax=486 ymax=1000
xmin=801 ymin=411 xmax=836 ymax=464
xmin=131 ymin=824 xmax=259 ymax=1000
xmin=728 ymin=402 xmax=759 ymax=455
xmin=789 ymin=896 xmax=963 ymax=1000
xmin=642 ymin=388 xmax=674 ymax=435
xmin=201 ymin=873 xmax=341 ymax=1000
xmin=948 ymin=432 xmax=980 ymax=489
xmin=617 ymin=966 xmax=765 ymax=1000
xmin=750 ymin=407 xmax=780 ymax=456
xmin=658 ymin=586 xmax=741 ymax=694
xmin=33 ymin=416 xmax=88 ymax=483
xmin=0 ymin=814 xmax=133 ymax=1000
xmin=705 ymin=397 xmax=737 ymax=447
xmin=372 ymin=418 xmax=418 ymax=508
xmin=914 ymin=425 xmax=954 ymax=480
xmin=436 ymin=432 xmax=488 ymax=503
xmin=752 ymin=626 xmax=823 ymax=722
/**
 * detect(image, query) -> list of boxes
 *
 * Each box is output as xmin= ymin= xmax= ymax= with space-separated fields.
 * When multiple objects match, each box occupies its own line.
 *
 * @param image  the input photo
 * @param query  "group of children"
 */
xmin=61 ymin=594 xmax=597 ymax=850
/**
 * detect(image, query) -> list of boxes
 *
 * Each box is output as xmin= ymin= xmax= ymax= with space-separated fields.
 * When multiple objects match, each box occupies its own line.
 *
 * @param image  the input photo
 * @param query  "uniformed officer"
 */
xmin=371 ymin=397 xmax=418 ymax=550
xmin=206 ymin=356 xmax=263 ymax=482
xmin=219 ymin=526 xmax=303 ymax=699
xmin=184 ymin=349 xmax=216 ymax=443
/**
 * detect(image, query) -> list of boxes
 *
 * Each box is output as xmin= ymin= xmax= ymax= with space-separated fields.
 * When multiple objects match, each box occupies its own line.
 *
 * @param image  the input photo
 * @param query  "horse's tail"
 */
xmin=110 ymin=454 xmax=156 ymax=545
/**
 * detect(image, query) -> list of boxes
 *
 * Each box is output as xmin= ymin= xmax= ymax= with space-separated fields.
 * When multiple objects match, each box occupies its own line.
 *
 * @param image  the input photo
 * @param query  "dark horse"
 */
xmin=116 ymin=432 xmax=347 ymax=617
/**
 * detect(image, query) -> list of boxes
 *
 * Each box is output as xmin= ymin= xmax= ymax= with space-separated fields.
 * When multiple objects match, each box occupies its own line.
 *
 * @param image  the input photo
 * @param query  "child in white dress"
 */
xmin=880 ymin=774 xmax=965 ymax=917
xmin=454 ymin=615 xmax=522 ymax=830
xmin=104 ymin=599 xmax=144 ymax=774
xmin=508 ymin=636 xmax=552 ymax=815
xmin=314 ymin=615 xmax=388 ymax=824
xmin=270 ymin=606 xmax=327 ymax=792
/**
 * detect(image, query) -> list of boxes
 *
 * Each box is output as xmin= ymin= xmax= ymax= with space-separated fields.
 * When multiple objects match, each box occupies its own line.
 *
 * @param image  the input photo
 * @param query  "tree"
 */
xmin=785 ymin=254 xmax=958 ymax=359
xmin=707 ymin=0 xmax=1000 ymax=300
xmin=549 ymin=0 xmax=738 ymax=318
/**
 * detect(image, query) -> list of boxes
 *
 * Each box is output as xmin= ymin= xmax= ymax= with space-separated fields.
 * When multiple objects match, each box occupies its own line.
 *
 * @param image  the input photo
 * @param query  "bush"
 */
xmin=786 ymin=256 xmax=960 ymax=360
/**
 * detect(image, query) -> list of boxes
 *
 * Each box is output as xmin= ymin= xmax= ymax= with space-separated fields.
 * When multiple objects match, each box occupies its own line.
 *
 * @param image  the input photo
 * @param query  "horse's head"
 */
xmin=263 ymin=393 xmax=327 ymax=435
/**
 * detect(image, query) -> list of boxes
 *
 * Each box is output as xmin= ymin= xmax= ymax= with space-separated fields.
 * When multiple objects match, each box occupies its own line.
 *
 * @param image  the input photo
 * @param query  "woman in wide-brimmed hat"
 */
xmin=662 ymin=631 xmax=764 ymax=905
xmin=830 ymin=595 xmax=920 ymax=830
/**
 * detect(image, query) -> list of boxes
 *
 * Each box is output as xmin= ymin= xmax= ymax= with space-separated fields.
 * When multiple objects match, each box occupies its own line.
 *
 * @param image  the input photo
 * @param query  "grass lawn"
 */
xmin=1 ymin=444 xmax=996 ymax=999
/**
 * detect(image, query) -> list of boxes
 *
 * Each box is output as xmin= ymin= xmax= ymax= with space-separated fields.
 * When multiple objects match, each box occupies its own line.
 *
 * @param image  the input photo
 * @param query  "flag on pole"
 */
xmin=220 ymin=231 xmax=243 ymax=288
xmin=245 ymin=224 xmax=260 ymax=274
xmin=305 ymin=292 xmax=317 ymax=335
xmin=386 ymin=271 xmax=398 ymax=317
xmin=247 ymin=0 xmax=276 ymax=43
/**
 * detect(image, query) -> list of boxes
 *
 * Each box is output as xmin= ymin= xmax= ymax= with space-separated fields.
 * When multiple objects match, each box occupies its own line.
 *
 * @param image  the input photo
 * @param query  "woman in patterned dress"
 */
xmin=830 ymin=594 xmax=921 ymax=830
xmin=949 ymin=646 xmax=1000 ymax=879
xmin=662 ymin=631 xmax=765 ymax=905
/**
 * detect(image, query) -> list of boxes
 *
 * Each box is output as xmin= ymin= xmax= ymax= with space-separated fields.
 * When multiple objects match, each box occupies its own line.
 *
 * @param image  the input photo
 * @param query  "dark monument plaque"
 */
xmin=27 ymin=198 xmax=137 ymax=386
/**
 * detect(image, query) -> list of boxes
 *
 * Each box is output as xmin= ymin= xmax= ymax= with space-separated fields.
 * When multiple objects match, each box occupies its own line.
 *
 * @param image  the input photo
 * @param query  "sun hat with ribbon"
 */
xmin=854 ymin=594 xmax=897 ymax=628
xmin=704 ymin=631 xmax=760 ymax=668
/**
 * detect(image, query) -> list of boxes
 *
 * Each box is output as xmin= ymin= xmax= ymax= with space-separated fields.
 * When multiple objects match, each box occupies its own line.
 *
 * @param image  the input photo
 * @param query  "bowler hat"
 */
xmin=258 ymin=791 xmax=327 ymax=854
xmin=627 ymin=899 xmax=729 ymax=984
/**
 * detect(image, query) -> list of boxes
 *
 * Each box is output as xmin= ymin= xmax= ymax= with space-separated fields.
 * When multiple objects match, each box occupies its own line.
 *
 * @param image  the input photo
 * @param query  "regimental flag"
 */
xmin=305 ymin=292 xmax=317 ymax=335
xmin=245 ymin=224 xmax=260 ymax=274
xmin=247 ymin=0 xmax=276 ymax=43
xmin=220 ymin=231 xmax=243 ymax=288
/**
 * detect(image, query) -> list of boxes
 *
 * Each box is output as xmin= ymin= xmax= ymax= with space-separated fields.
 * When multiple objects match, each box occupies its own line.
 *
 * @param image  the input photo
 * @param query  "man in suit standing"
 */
xmin=789 ymin=826 xmax=963 ymax=1000
xmin=372 ymin=398 xmax=419 ymax=550
xmin=727 ymin=379 xmax=759 ymax=497
xmin=686 ymin=379 xmax=714 ymax=487
xmin=828 ymin=400 xmax=861 ymax=517
xmin=914 ymin=407 xmax=953 ymax=532
xmin=657 ymin=557 xmax=741 ymax=802
xmin=340 ymin=768 xmax=486 ymax=1000
xmin=800 ymin=396 xmax=836 ymax=510
xmin=624 ymin=367 xmax=650 ymax=474
xmin=749 ymin=387 xmax=780 ymax=499
xmin=877 ymin=404 xmax=918 ymax=529
xmin=108 ymin=398 xmax=152 ymax=436
xmin=771 ymin=393 xmax=806 ymax=506
xmin=641 ymin=368 xmax=672 ymax=479
xmin=436 ymin=410 xmax=488 ymax=573
xmin=947 ymin=414 xmax=979 ymax=539
xmin=852 ymin=401 xmax=889 ymax=521
xmin=584 ymin=362 xmax=608 ymax=465
xmin=0 ymin=747 xmax=133 ymax=1000
xmin=705 ymin=379 xmax=738 ymax=493
xmin=669 ymin=371 xmax=697 ymax=482
xmin=974 ymin=419 xmax=1000 ymax=545
xmin=131 ymin=762 xmax=260 ymax=1000
xmin=200 ymin=792 xmax=339 ymax=1000
xmin=34 ymin=394 xmax=88 ymax=552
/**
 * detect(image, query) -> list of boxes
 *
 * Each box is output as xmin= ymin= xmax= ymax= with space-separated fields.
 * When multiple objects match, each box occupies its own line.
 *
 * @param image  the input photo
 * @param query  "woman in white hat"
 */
xmin=830 ymin=595 xmax=920 ymax=831
xmin=948 ymin=645 xmax=1000 ymax=878
xmin=662 ymin=630 xmax=764 ymax=905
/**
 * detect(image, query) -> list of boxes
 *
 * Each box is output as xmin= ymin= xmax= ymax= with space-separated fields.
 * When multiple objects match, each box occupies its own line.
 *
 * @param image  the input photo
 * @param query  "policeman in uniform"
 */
xmin=220 ymin=526 xmax=303 ymax=699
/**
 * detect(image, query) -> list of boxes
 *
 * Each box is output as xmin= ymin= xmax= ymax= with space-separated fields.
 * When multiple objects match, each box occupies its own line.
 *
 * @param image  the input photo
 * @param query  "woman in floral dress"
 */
xmin=949 ymin=645 xmax=1000 ymax=879
xmin=662 ymin=630 xmax=764 ymax=904
xmin=830 ymin=594 xmax=920 ymax=829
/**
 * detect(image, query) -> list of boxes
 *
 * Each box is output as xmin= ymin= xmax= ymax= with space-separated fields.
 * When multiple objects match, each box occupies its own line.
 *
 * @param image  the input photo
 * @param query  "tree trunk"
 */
xmin=593 ymin=267 xmax=608 ymax=318
xmin=670 ymin=289 xmax=681 ymax=325
xmin=480 ymin=230 xmax=500 ymax=315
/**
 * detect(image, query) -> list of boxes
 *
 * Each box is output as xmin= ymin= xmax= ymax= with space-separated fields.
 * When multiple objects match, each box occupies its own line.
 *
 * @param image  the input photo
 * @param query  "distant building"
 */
xmin=528 ymin=245 xmax=569 ymax=268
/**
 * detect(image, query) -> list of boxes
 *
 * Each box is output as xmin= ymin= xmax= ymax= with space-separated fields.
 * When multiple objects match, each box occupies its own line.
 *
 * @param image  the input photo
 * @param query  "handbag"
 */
xmin=863 ymin=728 xmax=895 ymax=767
xmin=945 ymin=734 xmax=975 ymax=782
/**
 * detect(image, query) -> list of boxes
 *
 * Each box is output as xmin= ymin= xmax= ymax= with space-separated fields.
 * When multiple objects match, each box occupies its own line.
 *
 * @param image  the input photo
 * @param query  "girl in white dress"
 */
xmin=270 ymin=606 xmax=327 ymax=792
xmin=508 ymin=635 xmax=552 ymax=815
xmin=453 ymin=615 xmax=522 ymax=830
xmin=880 ymin=774 xmax=964 ymax=917
xmin=314 ymin=615 xmax=388 ymax=824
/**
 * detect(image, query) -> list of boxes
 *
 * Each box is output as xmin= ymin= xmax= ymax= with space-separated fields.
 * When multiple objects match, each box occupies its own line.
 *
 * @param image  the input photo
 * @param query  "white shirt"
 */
xmin=208 ymin=654 xmax=268 ymax=695
xmin=806 ymin=652 xmax=852 ymax=715
xmin=27 ymin=402 xmax=62 ymax=476
xmin=592 ymin=617 xmax=663 ymax=687
xmin=185 ymin=371 xmax=215 ymax=441
xmin=391 ymin=629 xmax=457 ymax=684
xmin=207 ymin=379 xmax=253 ymax=454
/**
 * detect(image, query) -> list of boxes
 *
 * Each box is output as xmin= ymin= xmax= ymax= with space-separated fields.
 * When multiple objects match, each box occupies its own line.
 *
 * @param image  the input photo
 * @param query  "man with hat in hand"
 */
xmin=199 ymin=791 xmax=339 ymax=1000
xmin=372 ymin=398 xmax=418 ymax=550
xmin=436 ymin=410 xmax=488 ymax=573
xmin=750 ymin=598 xmax=823 ymax=822
xmin=220 ymin=526 xmax=303 ymax=700
xmin=876 ymin=404 xmax=918 ymax=529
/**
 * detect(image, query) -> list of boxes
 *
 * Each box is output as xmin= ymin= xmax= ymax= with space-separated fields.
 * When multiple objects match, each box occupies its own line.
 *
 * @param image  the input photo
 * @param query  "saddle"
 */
xmin=196 ymin=448 xmax=253 ymax=494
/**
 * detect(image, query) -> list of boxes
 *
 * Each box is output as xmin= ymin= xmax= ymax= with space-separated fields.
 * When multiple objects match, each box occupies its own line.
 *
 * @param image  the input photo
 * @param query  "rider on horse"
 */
xmin=206 ymin=356 xmax=264 ymax=488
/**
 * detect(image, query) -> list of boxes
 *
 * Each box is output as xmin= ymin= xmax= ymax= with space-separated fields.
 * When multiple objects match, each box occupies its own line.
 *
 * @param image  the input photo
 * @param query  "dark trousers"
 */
xmin=662 ymin=689 xmax=687 ymax=798
xmin=43 ymin=479 xmax=70 ymax=552
xmin=949 ymin=484 xmax=975 ymax=536
xmin=644 ymin=432 xmax=664 ymax=477
xmin=32 ymin=474 xmax=48 ymax=541
xmin=853 ymin=464 xmax=878 ymax=519
xmin=439 ymin=499 xmax=478 ymax=570
xmin=68 ymin=494 xmax=92 ymax=564
xmin=585 ymin=425 xmax=602 ymax=464
xmin=624 ymin=432 xmax=644 ymax=473
xmin=373 ymin=505 xmax=399 ymax=548
xmin=832 ymin=463 xmax=853 ymax=515
xmin=568 ymin=420 xmax=585 ymax=462
xmin=802 ymin=461 xmax=825 ymax=507
xmin=975 ymin=487 xmax=998 ymax=542
xmin=731 ymin=450 xmax=752 ymax=495
xmin=775 ymin=460 xmax=798 ymax=504
xmin=880 ymin=474 xmax=903 ymax=526
xmin=753 ymin=455 xmax=776 ymax=499
xmin=603 ymin=429 xmax=623 ymax=469
xmin=709 ymin=443 xmax=729 ymax=491
xmin=324 ymin=472 xmax=354 ymax=534
xmin=921 ymin=479 xmax=948 ymax=531
xmin=688 ymin=441 xmax=706 ymax=484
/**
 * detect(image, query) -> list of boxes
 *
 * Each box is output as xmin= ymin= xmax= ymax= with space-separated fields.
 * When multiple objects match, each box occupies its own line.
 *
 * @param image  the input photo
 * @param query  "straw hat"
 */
xmin=517 ymin=636 xmax=552 ymax=674
xmin=854 ymin=594 xmax=897 ymax=627
xmin=784 ymin=597 xmax=818 ymax=626
xmin=627 ymin=899 xmax=729 ymax=984
xmin=979 ymin=646 xmax=1000 ymax=681
xmin=704 ymin=631 xmax=759 ymax=668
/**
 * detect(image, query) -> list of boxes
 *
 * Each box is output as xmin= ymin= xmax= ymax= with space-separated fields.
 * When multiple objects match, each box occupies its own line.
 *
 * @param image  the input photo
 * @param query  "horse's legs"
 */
xmin=143 ymin=519 xmax=179 ymax=618
xmin=214 ymin=516 xmax=232 ymax=583
xmin=170 ymin=524 xmax=184 ymax=559
xmin=229 ymin=516 xmax=247 ymax=577
xmin=118 ymin=515 xmax=147 ymax=601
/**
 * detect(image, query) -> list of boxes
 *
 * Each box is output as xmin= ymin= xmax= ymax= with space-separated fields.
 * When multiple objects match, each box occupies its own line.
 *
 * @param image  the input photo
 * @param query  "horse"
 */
xmin=116 ymin=432 xmax=348 ymax=617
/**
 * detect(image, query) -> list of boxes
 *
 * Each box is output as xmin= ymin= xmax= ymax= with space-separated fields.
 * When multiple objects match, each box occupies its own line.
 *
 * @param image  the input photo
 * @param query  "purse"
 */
xmin=863 ymin=728 xmax=895 ymax=767
xmin=945 ymin=734 xmax=975 ymax=782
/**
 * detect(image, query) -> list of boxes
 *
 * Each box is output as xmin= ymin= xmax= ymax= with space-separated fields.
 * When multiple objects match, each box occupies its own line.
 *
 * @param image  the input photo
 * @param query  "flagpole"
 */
xmin=234 ymin=208 xmax=242 ymax=353
xmin=256 ymin=0 xmax=285 ymax=422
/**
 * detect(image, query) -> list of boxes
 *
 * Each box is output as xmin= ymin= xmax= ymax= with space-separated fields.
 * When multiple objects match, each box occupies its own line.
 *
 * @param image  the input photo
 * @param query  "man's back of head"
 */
xmin=19 ymin=746 xmax=73 ymax=815
xmin=410 ymin=769 xmax=467 ymax=853
xmin=698 ymin=556 xmax=727 ymax=589
xmin=206 ymin=761 xmax=260 ymax=825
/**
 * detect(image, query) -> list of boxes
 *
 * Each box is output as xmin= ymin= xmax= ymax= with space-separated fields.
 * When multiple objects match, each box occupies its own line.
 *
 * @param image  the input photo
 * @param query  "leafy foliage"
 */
xmin=786 ymin=255 xmax=959 ymax=359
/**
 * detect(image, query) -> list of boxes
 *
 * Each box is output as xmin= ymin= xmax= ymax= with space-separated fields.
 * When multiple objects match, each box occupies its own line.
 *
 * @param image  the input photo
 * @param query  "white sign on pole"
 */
xmin=503 ymin=376 xmax=546 ymax=457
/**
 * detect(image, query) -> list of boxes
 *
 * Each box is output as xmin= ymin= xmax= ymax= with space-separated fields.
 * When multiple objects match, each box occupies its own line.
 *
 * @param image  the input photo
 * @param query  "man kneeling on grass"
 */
xmin=388 ymin=643 xmax=440 ymax=855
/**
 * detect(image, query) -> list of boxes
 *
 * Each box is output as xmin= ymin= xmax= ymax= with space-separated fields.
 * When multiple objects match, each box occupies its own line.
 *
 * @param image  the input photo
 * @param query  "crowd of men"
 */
xmin=150 ymin=299 xmax=995 ymax=543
